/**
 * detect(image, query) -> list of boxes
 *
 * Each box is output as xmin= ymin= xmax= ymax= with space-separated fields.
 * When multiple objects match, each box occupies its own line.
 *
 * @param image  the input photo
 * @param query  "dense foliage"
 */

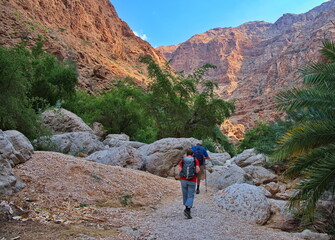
xmin=65 ymin=56 xmax=235 ymax=150
xmin=273 ymin=40 xmax=335 ymax=222
xmin=0 ymin=42 xmax=78 ymax=139
xmin=140 ymin=56 xmax=234 ymax=141
xmin=237 ymin=119 xmax=293 ymax=155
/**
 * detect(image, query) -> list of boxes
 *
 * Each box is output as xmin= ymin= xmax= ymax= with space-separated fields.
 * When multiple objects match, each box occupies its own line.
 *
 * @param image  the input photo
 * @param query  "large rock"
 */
xmin=243 ymin=165 xmax=278 ymax=185
xmin=92 ymin=122 xmax=107 ymax=137
xmin=213 ymin=183 xmax=271 ymax=225
xmin=207 ymin=152 xmax=231 ymax=168
xmin=266 ymin=199 xmax=296 ymax=231
xmin=231 ymin=148 xmax=266 ymax=167
xmin=85 ymin=145 xmax=144 ymax=169
xmin=0 ymin=131 xmax=25 ymax=196
xmin=41 ymin=108 xmax=93 ymax=134
xmin=34 ymin=132 xmax=105 ymax=155
xmin=104 ymin=133 xmax=130 ymax=142
xmin=0 ymin=131 xmax=26 ymax=167
xmin=138 ymin=138 xmax=200 ymax=177
xmin=207 ymin=164 xmax=252 ymax=190
xmin=0 ymin=154 xmax=17 ymax=196
xmin=4 ymin=130 xmax=33 ymax=161
xmin=104 ymin=139 xmax=146 ymax=149
xmin=295 ymin=229 xmax=330 ymax=240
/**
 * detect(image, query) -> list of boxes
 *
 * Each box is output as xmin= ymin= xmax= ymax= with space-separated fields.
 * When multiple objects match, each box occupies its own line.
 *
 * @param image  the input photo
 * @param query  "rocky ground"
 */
xmin=0 ymin=151 xmax=311 ymax=239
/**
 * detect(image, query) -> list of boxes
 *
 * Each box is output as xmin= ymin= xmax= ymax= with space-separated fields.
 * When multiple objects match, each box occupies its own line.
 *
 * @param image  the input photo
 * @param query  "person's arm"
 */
xmin=202 ymin=147 xmax=210 ymax=159
xmin=178 ymin=160 xmax=182 ymax=172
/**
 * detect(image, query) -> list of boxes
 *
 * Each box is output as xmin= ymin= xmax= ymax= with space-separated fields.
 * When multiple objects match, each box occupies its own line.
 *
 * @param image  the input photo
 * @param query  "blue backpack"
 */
xmin=180 ymin=157 xmax=196 ymax=179
xmin=193 ymin=147 xmax=204 ymax=165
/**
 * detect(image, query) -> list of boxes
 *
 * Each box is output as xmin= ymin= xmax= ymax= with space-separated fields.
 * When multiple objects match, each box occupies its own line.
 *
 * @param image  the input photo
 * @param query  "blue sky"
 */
xmin=111 ymin=0 xmax=328 ymax=47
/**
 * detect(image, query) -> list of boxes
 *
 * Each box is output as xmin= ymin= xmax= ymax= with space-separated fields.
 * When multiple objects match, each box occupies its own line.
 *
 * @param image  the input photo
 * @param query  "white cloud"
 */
xmin=133 ymin=31 xmax=148 ymax=41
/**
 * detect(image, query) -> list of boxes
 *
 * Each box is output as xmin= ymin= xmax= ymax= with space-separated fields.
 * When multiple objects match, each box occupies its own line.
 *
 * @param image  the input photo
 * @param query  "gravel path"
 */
xmin=138 ymin=185 xmax=303 ymax=240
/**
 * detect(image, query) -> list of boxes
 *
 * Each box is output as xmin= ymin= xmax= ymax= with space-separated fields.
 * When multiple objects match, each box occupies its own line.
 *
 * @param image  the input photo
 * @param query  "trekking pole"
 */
xmin=204 ymin=162 xmax=207 ymax=192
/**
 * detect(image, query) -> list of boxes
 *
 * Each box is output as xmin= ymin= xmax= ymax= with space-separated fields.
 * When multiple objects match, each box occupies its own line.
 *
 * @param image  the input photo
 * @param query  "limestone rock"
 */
xmin=104 ymin=133 xmax=130 ymax=142
xmin=85 ymin=145 xmax=144 ymax=170
xmin=4 ymin=130 xmax=33 ymax=161
xmin=266 ymin=199 xmax=297 ymax=231
xmin=207 ymin=152 xmax=231 ymax=167
xmin=213 ymin=183 xmax=271 ymax=225
xmin=295 ymin=229 xmax=330 ymax=240
xmin=0 ymin=131 xmax=26 ymax=196
xmin=263 ymin=182 xmax=280 ymax=195
xmin=138 ymin=138 xmax=200 ymax=177
xmin=33 ymin=132 xmax=105 ymax=155
xmin=0 ymin=131 xmax=26 ymax=167
xmin=207 ymin=164 xmax=252 ymax=190
xmin=104 ymin=139 xmax=145 ymax=149
xmin=243 ymin=165 xmax=277 ymax=185
xmin=41 ymin=108 xmax=93 ymax=134
xmin=92 ymin=122 xmax=106 ymax=137
xmin=232 ymin=149 xmax=266 ymax=167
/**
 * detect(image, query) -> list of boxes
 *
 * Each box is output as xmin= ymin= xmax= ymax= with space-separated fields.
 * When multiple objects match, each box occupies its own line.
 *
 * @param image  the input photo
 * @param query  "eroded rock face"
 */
xmin=213 ymin=183 xmax=271 ymax=225
xmin=0 ymin=0 xmax=166 ymax=91
xmin=157 ymin=1 xmax=335 ymax=130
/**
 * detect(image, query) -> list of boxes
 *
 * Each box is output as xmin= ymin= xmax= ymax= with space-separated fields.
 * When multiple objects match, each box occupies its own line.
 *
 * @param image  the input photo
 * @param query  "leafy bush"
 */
xmin=237 ymin=119 xmax=291 ymax=155
xmin=0 ymin=42 xmax=78 ymax=139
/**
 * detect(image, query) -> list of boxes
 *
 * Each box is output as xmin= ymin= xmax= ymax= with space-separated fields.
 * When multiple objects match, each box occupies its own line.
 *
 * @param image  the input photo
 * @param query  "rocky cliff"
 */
xmin=0 ymin=0 xmax=166 ymax=91
xmin=157 ymin=1 xmax=335 ymax=133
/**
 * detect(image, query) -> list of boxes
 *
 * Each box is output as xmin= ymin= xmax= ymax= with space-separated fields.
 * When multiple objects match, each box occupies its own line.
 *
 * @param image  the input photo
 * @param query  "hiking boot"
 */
xmin=196 ymin=189 xmax=200 ymax=194
xmin=184 ymin=209 xmax=192 ymax=219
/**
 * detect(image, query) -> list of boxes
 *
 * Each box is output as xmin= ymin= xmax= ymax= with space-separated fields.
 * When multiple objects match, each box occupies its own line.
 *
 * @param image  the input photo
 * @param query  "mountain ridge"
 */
xmin=157 ymin=0 xmax=335 ymax=134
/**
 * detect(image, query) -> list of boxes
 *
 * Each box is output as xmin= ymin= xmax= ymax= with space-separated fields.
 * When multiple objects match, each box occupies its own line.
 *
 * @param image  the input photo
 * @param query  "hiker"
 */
xmin=178 ymin=148 xmax=200 ymax=219
xmin=191 ymin=143 xmax=210 ymax=194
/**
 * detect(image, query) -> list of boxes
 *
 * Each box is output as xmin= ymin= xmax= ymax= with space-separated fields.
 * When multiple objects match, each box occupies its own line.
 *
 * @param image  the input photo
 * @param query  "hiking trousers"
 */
xmin=180 ymin=180 xmax=196 ymax=207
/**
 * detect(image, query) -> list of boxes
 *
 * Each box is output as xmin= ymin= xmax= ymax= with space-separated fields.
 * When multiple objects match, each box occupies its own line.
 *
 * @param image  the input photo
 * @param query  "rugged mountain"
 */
xmin=157 ymin=1 xmax=335 ymax=134
xmin=0 ymin=0 xmax=166 ymax=91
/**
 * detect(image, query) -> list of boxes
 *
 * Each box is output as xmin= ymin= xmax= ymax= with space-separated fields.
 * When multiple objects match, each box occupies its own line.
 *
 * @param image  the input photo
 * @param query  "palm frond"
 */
xmin=299 ymin=62 xmax=335 ymax=87
xmin=320 ymin=39 xmax=335 ymax=62
xmin=288 ymin=153 xmax=335 ymax=219
xmin=273 ymin=121 xmax=335 ymax=161
xmin=276 ymin=88 xmax=335 ymax=112
xmin=285 ymin=144 xmax=335 ymax=177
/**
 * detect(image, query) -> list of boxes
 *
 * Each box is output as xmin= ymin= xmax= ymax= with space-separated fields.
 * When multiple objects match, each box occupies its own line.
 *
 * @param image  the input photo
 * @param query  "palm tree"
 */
xmin=273 ymin=39 xmax=335 ymax=219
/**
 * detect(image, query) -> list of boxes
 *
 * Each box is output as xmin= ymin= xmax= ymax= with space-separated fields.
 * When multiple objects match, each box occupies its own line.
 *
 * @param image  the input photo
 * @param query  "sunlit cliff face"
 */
xmin=157 ymin=1 xmax=335 ymax=131
xmin=0 ymin=0 xmax=166 ymax=92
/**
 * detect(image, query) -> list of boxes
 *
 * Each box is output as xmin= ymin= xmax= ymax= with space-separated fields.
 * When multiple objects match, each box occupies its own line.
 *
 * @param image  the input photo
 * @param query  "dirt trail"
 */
xmin=135 ymin=186 xmax=302 ymax=240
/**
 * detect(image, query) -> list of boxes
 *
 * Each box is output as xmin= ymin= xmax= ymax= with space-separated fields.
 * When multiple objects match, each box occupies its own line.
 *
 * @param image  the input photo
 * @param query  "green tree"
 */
xmin=0 ymin=44 xmax=42 ymax=139
xmin=28 ymin=42 xmax=78 ymax=110
xmin=140 ymin=56 xmax=234 ymax=141
xmin=273 ymin=39 xmax=335 ymax=220
xmin=97 ymin=80 xmax=157 ymax=143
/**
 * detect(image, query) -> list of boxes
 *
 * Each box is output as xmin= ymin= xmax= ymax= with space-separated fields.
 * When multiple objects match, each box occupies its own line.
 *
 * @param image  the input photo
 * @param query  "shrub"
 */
xmin=0 ymin=42 xmax=78 ymax=139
